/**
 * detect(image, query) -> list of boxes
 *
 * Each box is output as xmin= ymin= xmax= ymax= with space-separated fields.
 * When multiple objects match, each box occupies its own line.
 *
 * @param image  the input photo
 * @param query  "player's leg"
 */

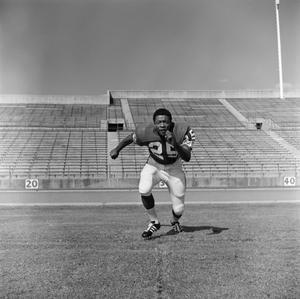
xmin=139 ymin=164 xmax=160 ymax=223
xmin=139 ymin=164 xmax=161 ymax=238
xmin=167 ymin=169 xmax=186 ymax=232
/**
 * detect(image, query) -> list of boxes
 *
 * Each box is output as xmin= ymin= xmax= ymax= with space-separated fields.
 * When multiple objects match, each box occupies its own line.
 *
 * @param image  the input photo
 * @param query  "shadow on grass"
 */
xmin=150 ymin=225 xmax=229 ymax=240
xmin=182 ymin=225 xmax=229 ymax=235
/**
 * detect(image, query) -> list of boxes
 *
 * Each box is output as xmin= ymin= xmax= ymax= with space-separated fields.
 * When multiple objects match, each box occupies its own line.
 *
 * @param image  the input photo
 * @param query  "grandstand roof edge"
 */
xmin=109 ymin=89 xmax=300 ymax=99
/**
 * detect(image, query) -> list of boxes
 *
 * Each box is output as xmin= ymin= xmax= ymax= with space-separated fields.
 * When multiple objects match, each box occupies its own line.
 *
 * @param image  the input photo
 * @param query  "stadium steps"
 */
xmin=274 ymin=130 xmax=300 ymax=151
xmin=120 ymin=98 xmax=135 ymax=130
xmin=107 ymin=131 xmax=123 ymax=178
xmin=264 ymin=130 xmax=300 ymax=160
xmin=217 ymin=98 xmax=300 ymax=161
xmin=62 ymin=131 xmax=72 ymax=175
xmin=218 ymin=98 xmax=248 ymax=124
xmin=227 ymin=98 xmax=300 ymax=128
xmin=191 ymin=128 xmax=298 ymax=177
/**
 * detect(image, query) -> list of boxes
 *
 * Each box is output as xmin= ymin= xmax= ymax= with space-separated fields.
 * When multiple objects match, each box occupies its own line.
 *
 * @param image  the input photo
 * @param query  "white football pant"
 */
xmin=138 ymin=159 xmax=186 ymax=215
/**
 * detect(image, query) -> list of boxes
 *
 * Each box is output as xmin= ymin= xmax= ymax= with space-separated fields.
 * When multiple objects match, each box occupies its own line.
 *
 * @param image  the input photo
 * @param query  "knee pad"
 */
xmin=141 ymin=194 xmax=155 ymax=210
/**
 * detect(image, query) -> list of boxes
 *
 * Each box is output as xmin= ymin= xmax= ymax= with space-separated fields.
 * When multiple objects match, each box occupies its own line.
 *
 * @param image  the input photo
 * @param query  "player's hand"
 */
xmin=165 ymin=130 xmax=176 ymax=145
xmin=110 ymin=148 xmax=119 ymax=159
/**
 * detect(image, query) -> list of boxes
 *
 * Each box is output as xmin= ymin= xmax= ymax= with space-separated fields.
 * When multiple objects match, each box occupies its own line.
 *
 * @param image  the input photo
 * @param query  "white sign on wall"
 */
xmin=25 ymin=179 xmax=39 ymax=190
xmin=283 ymin=177 xmax=296 ymax=186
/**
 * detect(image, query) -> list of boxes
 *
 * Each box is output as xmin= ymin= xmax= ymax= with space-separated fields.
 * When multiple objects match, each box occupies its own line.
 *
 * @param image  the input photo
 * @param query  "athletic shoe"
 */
xmin=142 ymin=221 xmax=161 ymax=239
xmin=170 ymin=220 xmax=183 ymax=233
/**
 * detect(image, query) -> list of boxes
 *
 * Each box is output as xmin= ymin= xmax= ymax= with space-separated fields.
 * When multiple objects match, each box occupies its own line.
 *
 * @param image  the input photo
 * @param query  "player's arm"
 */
xmin=173 ymin=141 xmax=192 ymax=162
xmin=110 ymin=133 xmax=134 ymax=159
xmin=165 ymin=128 xmax=195 ymax=162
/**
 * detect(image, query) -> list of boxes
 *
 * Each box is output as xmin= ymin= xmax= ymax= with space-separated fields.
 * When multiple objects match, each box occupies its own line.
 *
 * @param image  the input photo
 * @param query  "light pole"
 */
xmin=275 ymin=0 xmax=284 ymax=99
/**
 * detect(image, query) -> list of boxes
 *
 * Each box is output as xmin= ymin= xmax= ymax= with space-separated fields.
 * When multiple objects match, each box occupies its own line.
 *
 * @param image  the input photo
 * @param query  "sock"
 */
xmin=172 ymin=209 xmax=182 ymax=222
xmin=141 ymin=194 xmax=154 ymax=209
xmin=146 ymin=207 xmax=159 ymax=224
xmin=141 ymin=194 xmax=159 ymax=223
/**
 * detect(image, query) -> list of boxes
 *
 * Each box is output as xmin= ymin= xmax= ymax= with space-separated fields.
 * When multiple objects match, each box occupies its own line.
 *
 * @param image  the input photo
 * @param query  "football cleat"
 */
xmin=170 ymin=220 xmax=183 ymax=233
xmin=142 ymin=221 xmax=161 ymax=239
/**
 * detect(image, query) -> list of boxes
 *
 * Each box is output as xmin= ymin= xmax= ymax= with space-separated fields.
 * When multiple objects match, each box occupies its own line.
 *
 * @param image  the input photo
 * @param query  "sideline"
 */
xmin=1 ymin=187 xmax=300 ymax=192
xmin=0 ymin=200 xmax=299 ymax=207
xmin=0 ymin=188 xmax=299 ymax=206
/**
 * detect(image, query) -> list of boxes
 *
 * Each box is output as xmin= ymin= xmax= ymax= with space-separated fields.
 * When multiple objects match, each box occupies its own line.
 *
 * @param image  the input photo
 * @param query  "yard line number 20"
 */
xmin=25 ymin=178 xmax=39 ymax=190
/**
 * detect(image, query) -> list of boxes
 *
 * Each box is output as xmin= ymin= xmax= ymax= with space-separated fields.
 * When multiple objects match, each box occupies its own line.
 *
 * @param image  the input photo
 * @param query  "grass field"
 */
xmin=0 ymin=193 xmax=299 ymax=298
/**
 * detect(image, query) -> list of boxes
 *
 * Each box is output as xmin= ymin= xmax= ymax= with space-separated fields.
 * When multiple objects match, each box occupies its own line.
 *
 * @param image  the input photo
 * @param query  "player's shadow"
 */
xmin=182 ymin=225 xmax=229 ymax=235
xmin=151 ymin=225 xmax=229 ymax=239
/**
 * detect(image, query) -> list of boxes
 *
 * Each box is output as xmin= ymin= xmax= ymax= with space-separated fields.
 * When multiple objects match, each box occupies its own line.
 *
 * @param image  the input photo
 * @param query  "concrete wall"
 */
xmin=0 ymin=178 xmax=139 ymax=190
xmin=1 ymin=176 xmax=298 ymax=190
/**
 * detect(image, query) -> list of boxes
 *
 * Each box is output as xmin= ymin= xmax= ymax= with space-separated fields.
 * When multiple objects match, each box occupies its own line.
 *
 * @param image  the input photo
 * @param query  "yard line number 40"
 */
xmin=283 ymin=176 xmax=296 ymax=186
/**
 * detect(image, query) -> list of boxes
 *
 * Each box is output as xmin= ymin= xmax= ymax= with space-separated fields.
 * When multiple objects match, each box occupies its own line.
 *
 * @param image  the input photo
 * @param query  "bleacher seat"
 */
xmin=228 ymin=98 xmax=300 ymax=128
xmin=0 ymin=103 xmax=107 ymax=128
xmin=0 ymin=97 xmax=299 ymax=179
xmin=0 ymin=128 xmax=107 ymax=178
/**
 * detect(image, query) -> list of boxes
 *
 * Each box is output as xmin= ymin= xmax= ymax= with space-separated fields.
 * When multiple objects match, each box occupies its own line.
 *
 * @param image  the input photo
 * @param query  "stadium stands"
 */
xmin=0 ymin=103 xmax=107 ymax=128
xmin=228 ymin=98 xmax=300 ymax=128
xmin=0 ymin=128 xmax=107 ymax=178
xmin=274 ymin=130 xmax=300 ymax=151
xmin=187 ymin=128 xmax=299 ymax=177
xmin=128 ymin=98 xmax=244 ymax=128
xmin=116 ymin=130 xmax=148 ymax=178
xmin=0 ymin=94 xmax=299 ymax=186
xmin=113 ymin=97 xmax=300 ymax=178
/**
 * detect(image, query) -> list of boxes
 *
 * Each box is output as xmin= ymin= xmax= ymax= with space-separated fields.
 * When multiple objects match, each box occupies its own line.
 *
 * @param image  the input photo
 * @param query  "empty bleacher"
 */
xmin=0 ymin=103 xmax=107 ymax=128
xmin=186 ymin=128 xmax=299 ymax=177
xmin=128 ymin=98 xmax=244 ymax=128
xmin=0 ymin=101 xmax=109 ymax=178
xmin=162 ymin=98 xmax=243 ymax=128
xmin=0 ymin=95 xmax=299 ymax=182
xmin=111 ymin=128 xmax=299 ymax=178
xmin=0 ymin=128 xmax=107 ymax=178
xmin=228 ymin=98 xmax=300 ymax=128
xmin=274 ymin=130 xmax=300 ymax=151
xmin=118 ymin=97 xmax=300 ymax=178
xmin=115 ymin=130 xmax=148 ymax=178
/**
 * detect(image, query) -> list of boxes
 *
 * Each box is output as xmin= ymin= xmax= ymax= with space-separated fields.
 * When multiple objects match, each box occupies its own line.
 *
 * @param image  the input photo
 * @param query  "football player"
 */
xmin=110 ymin=108 xmax=195 ymax=239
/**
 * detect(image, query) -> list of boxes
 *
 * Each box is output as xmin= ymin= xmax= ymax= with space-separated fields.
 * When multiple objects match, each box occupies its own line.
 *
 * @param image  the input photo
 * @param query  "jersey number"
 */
xmin=149 ymin=142 xmax=177 ymax=157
